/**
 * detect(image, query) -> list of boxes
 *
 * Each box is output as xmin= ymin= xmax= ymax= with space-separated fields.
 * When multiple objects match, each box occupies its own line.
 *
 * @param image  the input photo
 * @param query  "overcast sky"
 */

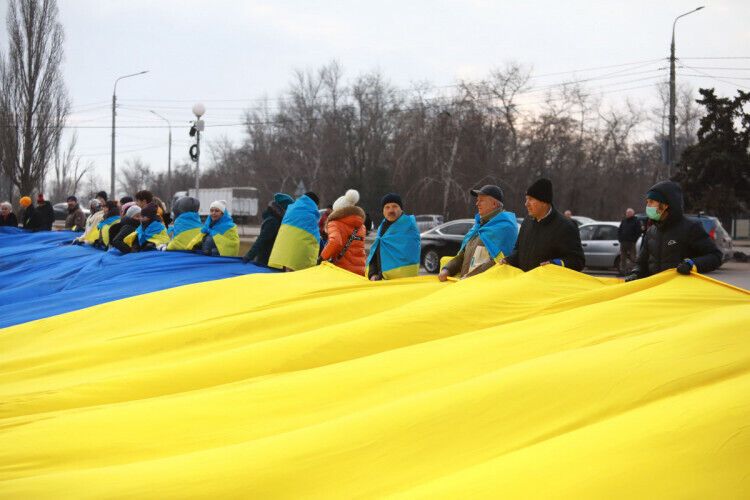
xmin=1 ymin=0 xmax=748 ymax=194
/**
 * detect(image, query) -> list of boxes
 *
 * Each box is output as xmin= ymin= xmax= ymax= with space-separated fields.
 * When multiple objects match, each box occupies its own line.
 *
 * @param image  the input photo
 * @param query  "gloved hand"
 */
xmin=676 ymin=259 xmax=695 ymax=275
xmin=550 ymin=258 xmax=564 ymax=266
xmin=71 ymin=239 xmax=82 ymax=246
xmin=242 ymin=254 xmax=250 ymax=264
xmin=157 ymin=244 xmax=167 ymax=251
xmin=623 ymin=273 xmax=639 ymax=282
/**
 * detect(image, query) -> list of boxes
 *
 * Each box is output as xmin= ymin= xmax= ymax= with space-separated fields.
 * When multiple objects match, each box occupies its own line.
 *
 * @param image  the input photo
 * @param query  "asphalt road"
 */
xmin=586 ymin=260 xmax=750 ymax=290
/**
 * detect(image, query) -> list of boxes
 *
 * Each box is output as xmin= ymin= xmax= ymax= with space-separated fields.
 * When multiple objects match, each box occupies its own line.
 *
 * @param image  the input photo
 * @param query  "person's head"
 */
xmin=19 ymin=196 xmax=32 ymax=208
xmin=381 ymin=193 xmax=403 ymax=222
xmin=89 ymin=198 xmax=101 ymax=213
xmin=172 ymin=196 xmax=200 ymax=218
xmin=95 ymin=191 xmax=108 ymax=204
xmin=125 ymin=204 xmax=142 ymax=221
xmin=524 ymin=178 xmax=553 ymax=220
xmin=119 ymin=196 xmax=133 ymax=205
xmin=333 ymin=189 xmax=360 ymax=212
xmin=135 ymin=190 xmax=153 ymax=208
xmin=209 ymin=200 xmax=227 ymax=222
xmin=304 ymin=191 xmax=319 ymax=207
xmin=564 ymin=210 xmax=573 ymax=218
xmin=625 ymin=207 xmax=635 ymax=218
xmin=0 ymin=202 xmax=11 ymax=216
xmin=120 ymin=201 xmax=136 ymax=217
xmin=271 ymin=193 xmax=294 ymax=212
xmin=645 ymin=191 xmax=669 ymax=222
xmin=67 ymin=196 xmax=78 ymax=210
xmin=470 ymin=185 xmax=504 ymax=218
xmin=36 ymin=193 xmax=45 ymax=205
xmin=139 ymin=202 xmax=159 ymax=225
xmin=105 ymin=200 xmax=119 ymax=217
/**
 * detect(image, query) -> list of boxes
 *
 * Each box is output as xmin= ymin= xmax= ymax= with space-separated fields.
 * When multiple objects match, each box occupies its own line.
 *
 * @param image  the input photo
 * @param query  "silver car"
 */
xmin=415 ymin=214 xmax=444 ymax=233
xmin=579 ymin=222 xmax=640 ymax=270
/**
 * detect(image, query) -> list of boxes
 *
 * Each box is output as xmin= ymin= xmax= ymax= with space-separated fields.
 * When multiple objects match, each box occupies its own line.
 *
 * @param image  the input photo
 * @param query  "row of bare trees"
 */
xmin=201 ymin=61 xmax=699 ymax=221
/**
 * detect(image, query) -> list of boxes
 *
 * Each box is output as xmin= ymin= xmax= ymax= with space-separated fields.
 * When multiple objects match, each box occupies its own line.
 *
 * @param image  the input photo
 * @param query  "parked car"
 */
xmin=415 ymin=214 xmax=444 ymax=233
xmin=579 ymin=222 xmax=640 ymax=270
xmin=570 ymin=215 xmax=596 ymax=227
xmin=53 ymin=203 xmax=90 ymax=221
xmin=635 ymin=212 xmax=733 ymax=263
xmin=420 ymin=218 xmax=473 ymax=273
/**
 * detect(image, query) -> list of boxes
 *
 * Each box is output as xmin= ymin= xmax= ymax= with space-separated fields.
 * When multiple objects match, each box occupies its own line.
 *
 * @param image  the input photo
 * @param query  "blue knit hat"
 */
xmin=273 ymin=193 xmax=294 ymax=208
xmin=646 ymin=189 xmax=668 ymax=205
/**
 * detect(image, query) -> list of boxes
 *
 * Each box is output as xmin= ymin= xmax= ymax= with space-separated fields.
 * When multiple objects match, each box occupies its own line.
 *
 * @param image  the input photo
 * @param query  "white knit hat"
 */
xmin=209 ymin=200 xmax=227 ymax=213
xmin=332 ymin=189 xmax=359 ymax=211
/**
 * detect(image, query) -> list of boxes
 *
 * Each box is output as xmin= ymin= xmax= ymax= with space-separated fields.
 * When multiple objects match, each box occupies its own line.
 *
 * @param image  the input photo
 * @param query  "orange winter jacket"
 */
xmin=320 ymin=206 xmax=366 ymax=275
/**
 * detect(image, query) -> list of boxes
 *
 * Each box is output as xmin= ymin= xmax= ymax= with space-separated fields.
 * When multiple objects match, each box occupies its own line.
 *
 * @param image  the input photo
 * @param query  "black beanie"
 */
xmin=526 ymin=178 xmax=553 ymax=204
xmin=381 ymin=193 xmax=403 ymax=209
xmin=140 ymin=202 xmax=159 ymax=220
xmin=120 ymin=196 xmax=133 ymax=205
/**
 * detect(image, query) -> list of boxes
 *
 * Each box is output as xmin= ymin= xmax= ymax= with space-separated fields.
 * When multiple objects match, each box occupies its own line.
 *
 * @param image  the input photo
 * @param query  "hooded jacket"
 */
xmin=245 ymin=203 xmax=285 ymax=265
xmin=320 ymin=205 xmax=367 ymax=275
xmin=634 ymin=181 xmax=722 ymax=278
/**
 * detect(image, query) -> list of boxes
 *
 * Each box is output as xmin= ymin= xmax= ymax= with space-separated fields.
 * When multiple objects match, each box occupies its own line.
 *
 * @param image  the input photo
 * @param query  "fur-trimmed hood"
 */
xmin=327 ymin=205 xmax=365 ymax=223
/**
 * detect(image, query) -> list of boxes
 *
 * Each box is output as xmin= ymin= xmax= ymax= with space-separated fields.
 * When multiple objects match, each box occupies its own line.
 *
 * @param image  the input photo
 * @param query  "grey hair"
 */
xmin=0 ymin=201 xmax=12 ymax=210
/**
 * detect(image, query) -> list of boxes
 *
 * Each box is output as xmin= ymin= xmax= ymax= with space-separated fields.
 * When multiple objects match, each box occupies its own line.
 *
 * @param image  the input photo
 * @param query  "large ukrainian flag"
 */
xmin=268 ymin=194 xmax=320 ymax=271
xmin=1 ymin=245 xmax=748 ymax=498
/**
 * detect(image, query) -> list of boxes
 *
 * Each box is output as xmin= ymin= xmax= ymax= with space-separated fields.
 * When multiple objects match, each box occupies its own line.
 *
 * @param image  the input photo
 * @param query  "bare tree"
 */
xmin=0 ymin=0 xmax=69 ymax=198
xmin=118 ymin=158 xmax=153 ymax=197
xmin=49 ymin=133 xmax=89 ymax=202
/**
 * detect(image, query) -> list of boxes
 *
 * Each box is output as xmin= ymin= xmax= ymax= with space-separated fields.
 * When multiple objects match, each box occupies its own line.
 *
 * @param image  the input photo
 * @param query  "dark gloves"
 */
xmin=676 ymin=259 xmax=695 ymax=275
xmin=242 ymin=254 xmax=251 ymax=264
xmin=623 ymin=274 xmax=639 ymax=282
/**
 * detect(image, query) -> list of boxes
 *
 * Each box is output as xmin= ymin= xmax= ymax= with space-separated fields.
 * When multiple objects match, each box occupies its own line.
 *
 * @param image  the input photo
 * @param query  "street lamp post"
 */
xmin=149 ymin=110 xmax=172 ymax=203
xmin=191 ymin=103 xmax=206 ymax=196
xmin=669 ymin=6 xmax=704 ymax=178
xmin=111 ymin=70 xmax=149 ymax=198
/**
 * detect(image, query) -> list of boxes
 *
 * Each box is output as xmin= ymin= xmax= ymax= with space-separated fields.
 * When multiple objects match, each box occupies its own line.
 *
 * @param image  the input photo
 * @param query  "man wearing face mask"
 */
xmin=624 ymin=180 xmax=722 ymax=281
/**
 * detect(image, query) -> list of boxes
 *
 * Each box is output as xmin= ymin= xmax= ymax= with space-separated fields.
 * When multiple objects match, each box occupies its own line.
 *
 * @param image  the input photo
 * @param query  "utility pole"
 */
xmin=669 ymin=6 xmax=704 ymax=178
xmin=111 ymin=71 xmax=149 ymax=198
xmin=150 ymin=110 xmax=172 ymax=203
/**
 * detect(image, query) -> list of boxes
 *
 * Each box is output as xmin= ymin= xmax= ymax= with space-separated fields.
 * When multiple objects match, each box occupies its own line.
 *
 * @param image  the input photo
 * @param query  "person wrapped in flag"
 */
xmin=439 ymin=185 xmax=517 ymax=281
xmin=268 ymin=192 xmax=321 ymax=271
xmin=165 ymin=196 xmax=203 ymax=251
xmin=187 ymin=200 xmax=240 ymax=257
xmin=366 ymin=193 xmax=421 ymax=280
xmin=123 ymin=202 xmax=170 ymax=252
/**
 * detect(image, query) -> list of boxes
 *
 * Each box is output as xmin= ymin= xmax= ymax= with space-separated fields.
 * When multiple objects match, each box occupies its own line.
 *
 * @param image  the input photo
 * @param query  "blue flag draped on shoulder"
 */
xmin=97 ymin=215 xmax=120 ymax=231
xmin=366 ymin=214 xmax=421 ymax=279
xmin=460 ymin=211 xmax=518 ymax=261
xmin=268 ymin=194 xmax=320 ymax=271
xmin=136 ymin=220 xmax=169 ymax=246
xmin=187 ymin=211 xmax=240 ymax=257
xmin=167 ymin=212 xmax=203 ymax=251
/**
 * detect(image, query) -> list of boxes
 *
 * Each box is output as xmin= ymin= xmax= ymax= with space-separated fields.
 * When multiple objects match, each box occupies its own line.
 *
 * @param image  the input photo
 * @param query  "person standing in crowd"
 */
xmin=503 ymin=178 xmax=585 ymax=272
xmin=625 ymin=181 xmax=722 ymax=281
xmin=19 ymin=196 xmax=39 ymax=231
xmin=439 ymin=185 xmax=518 ymax=281
xmin=153 ymin=196 xmax=171 ymax=227
xmin=74 ymin=199 xmax=105 ymax=244
xmin=123 ymin=202 xmax=170 ymax=252
xmin=617 ymin=208 xmax=640 ymax=276
xmin=64 ymin=196 xmax=86 ymax=231
xmin=268 ymin=192 xmax=321 ymax=271
xmin=366 ymin=193 xmax=421 ymax=280
xmin=106 ymin=201 xmax=136 ymax=245
xmin=110 ymin=205 xmax=142 ymax=254
xmin=134 ymin=190 xmax=153 ymax=208
xmin=188 ymin=200 xmax=240 ymax=257
xmin=0 ymin=201 xmax=18 ymax=227
xmin=318 ymin=203 xmax=333 ymax=253
xmin=119 ymin=196 xmax=133 ymax=206
xmin=243 ymin=193 xmax=294 ymax=265
xmin=164 ymin=196 xmax=202 ymax=251
xmin=95 ymin=200 xmax=121 ymax=249
xmin=35 ymin=193 xmax=54 ymax=231
xmin=320 ymin=189 xmax=367 ymax=275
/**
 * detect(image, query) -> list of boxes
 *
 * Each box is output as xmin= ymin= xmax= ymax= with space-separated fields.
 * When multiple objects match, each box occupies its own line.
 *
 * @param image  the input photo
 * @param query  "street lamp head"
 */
xmin=192 ymin=103 xmax=206 ymax=118
xmin=695 ymin=6 xmax=705 ymax=11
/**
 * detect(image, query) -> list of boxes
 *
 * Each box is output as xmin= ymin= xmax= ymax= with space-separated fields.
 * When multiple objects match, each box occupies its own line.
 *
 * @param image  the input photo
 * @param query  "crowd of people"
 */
xmin=1 ymin=177 xmax=722 ymax=281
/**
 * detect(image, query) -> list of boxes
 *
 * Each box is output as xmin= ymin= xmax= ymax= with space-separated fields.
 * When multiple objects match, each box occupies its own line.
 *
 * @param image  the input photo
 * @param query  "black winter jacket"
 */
xmin=0 ymin=212 xmax=18 ymax=227
xmin=634 ymin=181 xmax=722 ymax=278
xmin=506 ymin=207 xmax=585 ymax=272
xmin=244 ymin=204 xmax=284 ymax=265
xmin=618 ymin=216 xmax=641 ymax=243
xmin=110 ymin=217 xmax=139 ymax=253
xmin=37 ymin=201 xmax=54 ymax=231
xmin=22 ymin=206 xmax=41 ymax=231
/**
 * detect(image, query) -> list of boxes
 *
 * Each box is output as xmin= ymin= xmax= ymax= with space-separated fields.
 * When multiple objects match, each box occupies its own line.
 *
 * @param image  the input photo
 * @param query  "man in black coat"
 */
xmin=504 ymin=178 xmax=585 ymax=272
xmin=243 ymin=193 xmax=294 ymax=265
xmin=625 ymin=181 xmax=722 ymax=281
xmin=35 ymin=193 xmax=55 ymax=231
xmin=617 ymin=208 xmax=641 ymax=275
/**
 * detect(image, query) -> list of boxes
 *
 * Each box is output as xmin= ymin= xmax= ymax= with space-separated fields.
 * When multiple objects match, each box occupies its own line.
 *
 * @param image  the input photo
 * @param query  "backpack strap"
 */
xmin=329 ymin=227 xmax=364 ymax=263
